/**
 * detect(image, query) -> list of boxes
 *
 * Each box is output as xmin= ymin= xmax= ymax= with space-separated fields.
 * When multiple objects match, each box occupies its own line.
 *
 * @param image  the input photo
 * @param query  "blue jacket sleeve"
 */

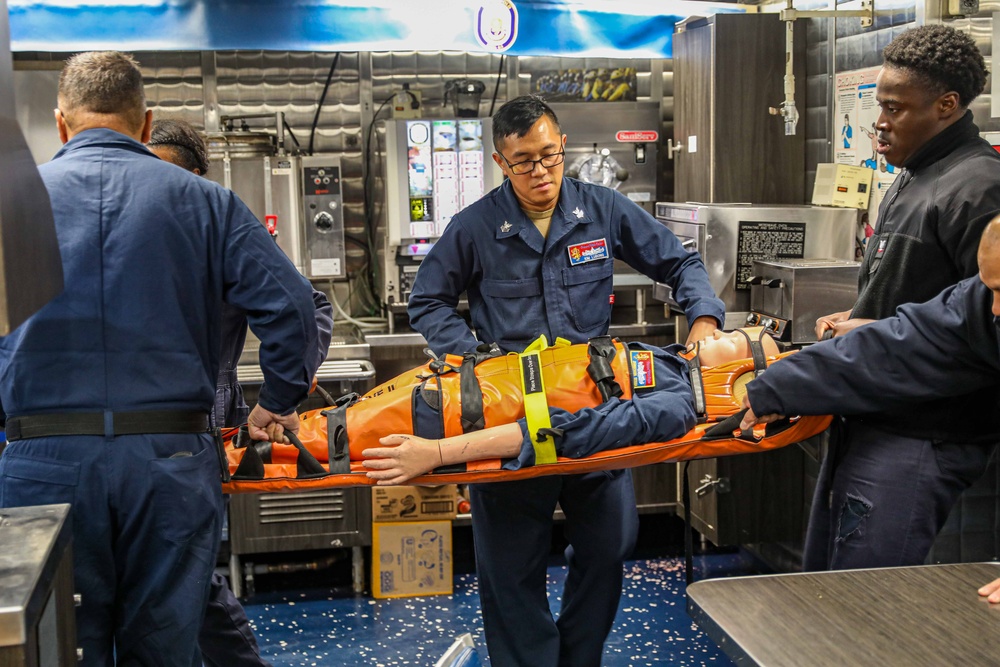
xmin=309 ymin=288 xmax=334 ymax=378
xmin=746 ymin=277 xmax=1000 ymax=418
xmin=611 ymin=192 xmax=725 ymax=327
xmin=221 ymin=193 xmax=319 ymax=414
xmin=505 ymin=345 xmax=696 ymax=469
xmin=407 ymin=218 xmax=482 ymax=355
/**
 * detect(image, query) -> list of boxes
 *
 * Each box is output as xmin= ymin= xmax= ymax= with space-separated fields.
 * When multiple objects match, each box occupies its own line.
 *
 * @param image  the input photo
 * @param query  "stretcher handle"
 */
xmin=283 ymin=430 xmax=328 ymax=477
xmin=702 ymin=409 xmax=754 ymax=441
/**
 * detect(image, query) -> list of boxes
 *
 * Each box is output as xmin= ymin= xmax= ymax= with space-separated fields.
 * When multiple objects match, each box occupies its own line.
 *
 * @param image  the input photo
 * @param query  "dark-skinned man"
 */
xmin=804 ymin=25 xmax=1000 ymax=571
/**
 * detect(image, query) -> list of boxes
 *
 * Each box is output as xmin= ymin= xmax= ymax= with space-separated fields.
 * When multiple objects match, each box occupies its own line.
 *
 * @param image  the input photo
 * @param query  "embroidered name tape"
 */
xmin=567 ymin=238 xmax=609 ymax=265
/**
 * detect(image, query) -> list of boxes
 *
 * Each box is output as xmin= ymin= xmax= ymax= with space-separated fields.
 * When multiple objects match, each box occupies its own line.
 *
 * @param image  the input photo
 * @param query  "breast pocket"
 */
xmin=563 ymin=261 xmax=615 ymax=331
xmin=479 ymin=278 xmax=544 ymax=343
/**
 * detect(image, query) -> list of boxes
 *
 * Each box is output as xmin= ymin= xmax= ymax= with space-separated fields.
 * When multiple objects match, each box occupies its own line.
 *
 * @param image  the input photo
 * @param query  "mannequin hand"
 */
xmin=363 ymin=434 xmax=443 ymax=485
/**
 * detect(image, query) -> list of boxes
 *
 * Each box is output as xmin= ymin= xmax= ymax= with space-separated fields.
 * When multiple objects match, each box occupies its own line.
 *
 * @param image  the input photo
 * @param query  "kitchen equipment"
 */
xmin=654 ymin=202 xmax=858 ymax=329
xmin=748 ymin=258 xmax=860 ymax=344
xmin=444 ymin=79 xmax=486 ymax=117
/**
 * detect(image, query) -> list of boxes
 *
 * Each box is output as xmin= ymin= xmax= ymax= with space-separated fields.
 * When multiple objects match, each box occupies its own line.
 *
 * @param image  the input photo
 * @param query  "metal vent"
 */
xmin=258 ymin=489 xmax=349 ymax=524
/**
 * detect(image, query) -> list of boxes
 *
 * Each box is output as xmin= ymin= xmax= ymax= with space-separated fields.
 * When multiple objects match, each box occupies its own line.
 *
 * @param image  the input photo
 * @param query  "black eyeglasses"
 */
xmin=497 ymin=150 xmax=565 ymax=175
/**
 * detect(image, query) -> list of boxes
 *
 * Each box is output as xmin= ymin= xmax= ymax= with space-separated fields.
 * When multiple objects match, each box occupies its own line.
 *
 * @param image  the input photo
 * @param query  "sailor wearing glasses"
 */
xmin=408 ymin=95 xmax=724 ymax=667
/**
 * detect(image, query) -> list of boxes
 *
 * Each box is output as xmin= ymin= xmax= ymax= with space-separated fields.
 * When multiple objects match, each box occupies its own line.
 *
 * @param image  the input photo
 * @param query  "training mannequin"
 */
xmin=222 ymin=328 xmax=828 ymax=491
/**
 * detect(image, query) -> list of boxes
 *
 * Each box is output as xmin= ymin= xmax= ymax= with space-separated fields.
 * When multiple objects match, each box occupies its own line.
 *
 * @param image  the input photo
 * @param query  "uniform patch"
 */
xmin=630 ymin=350 xmax=655 ymax=390
xmin=567 ymin=238 xmax=609 ymax=265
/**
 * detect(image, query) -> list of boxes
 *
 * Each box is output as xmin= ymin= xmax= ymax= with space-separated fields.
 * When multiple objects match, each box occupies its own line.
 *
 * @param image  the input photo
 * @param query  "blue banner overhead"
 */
xmin=8 ymin=0 xmax=745 ymax=57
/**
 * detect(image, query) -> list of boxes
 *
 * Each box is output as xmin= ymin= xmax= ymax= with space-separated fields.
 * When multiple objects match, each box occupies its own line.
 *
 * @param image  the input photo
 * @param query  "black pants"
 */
xmin=805 ymin=418 xmax=994 ymax=570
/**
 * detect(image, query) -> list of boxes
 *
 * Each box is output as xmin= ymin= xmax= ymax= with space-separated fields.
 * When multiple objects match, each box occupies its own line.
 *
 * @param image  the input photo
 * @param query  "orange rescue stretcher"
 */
xmin=221 ymin=337 xmax=830 ymax=493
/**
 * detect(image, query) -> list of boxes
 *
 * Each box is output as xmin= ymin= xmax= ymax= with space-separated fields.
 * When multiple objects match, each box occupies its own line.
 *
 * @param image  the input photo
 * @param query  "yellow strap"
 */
xmin=521 ymin=335 xmax=571 ymax=354
xmin=518 ymin=344 xmax=557 ymax=465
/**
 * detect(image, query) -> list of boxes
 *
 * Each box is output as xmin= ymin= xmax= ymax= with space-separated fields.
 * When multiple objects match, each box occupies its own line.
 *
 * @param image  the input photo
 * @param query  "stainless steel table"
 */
xmin=687 ymin=562 xmax=1000 ymax=666
xmin=0 ymin=503 xmax=77 ymax=666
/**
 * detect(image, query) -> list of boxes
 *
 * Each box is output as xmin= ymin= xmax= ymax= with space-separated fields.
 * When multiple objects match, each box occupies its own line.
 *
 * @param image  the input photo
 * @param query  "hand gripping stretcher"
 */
xmin=221 ymin=336 xmax=830 ymax=493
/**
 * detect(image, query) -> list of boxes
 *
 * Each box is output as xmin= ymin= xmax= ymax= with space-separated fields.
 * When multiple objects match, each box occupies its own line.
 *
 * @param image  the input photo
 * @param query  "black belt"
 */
xmin=5 ymin=410 xmax=210 ymax=441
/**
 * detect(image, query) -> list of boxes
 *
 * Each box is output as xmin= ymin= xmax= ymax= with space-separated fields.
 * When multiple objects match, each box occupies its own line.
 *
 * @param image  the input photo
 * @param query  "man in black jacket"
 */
xmin=807 ymin=25 xmax=1000 ymax=570
xmin=743 ymin=216 xmax=1000 ymax=570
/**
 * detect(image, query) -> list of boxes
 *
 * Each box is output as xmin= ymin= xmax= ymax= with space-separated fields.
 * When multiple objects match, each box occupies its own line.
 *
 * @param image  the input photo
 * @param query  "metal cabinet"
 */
xmin=633 ymin=463 xmax=679 ymax=514
xmin=678 ymin=446 xmax=807 ymax=547
xmin=228 ymin=488 xmax=372 ymax=597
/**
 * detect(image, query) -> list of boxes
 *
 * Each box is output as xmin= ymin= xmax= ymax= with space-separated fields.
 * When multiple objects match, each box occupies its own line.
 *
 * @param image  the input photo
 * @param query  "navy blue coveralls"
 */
xmin=200 ymin=292 xmax=332 ymax=667
xmin=0 ymin=129 xmax=319 ymax=667
xmin=501 ymin=342 xmax=697 ymax=470
xmin=747 ymin=277 xmax=1000 ymax=569
xmin=409 ymin=178 xmax=724 ymax=667
xmin=801 ymin=112 xmax=1000 ymax=571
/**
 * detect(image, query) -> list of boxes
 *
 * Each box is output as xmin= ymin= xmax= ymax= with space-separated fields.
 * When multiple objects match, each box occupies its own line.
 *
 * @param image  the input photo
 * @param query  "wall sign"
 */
xmin=475 ymin=0 xmax=518 ymax=52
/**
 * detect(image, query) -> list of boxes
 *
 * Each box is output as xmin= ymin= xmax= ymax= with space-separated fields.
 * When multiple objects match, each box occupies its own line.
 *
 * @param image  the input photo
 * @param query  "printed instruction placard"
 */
xmin=834 ymin=66 xmax=900 ymax=236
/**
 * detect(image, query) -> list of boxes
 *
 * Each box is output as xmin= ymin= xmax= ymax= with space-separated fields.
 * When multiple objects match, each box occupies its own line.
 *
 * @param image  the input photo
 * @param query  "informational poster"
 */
xmin=406 ymin=119 xmax=487 ymax=238
xmin=735 ymin=221 xmax=806 ymax=291
xmin=834 ymin=66 xmax=899 ymax=241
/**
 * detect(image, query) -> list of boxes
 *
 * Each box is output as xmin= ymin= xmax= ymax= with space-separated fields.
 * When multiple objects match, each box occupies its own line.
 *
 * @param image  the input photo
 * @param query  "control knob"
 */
xmin=314 ymin=211 xmax=334 ymax=232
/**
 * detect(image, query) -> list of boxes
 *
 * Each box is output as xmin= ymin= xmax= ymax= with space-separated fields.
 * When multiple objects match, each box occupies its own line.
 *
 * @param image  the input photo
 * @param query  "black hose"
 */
xmin=282 ymin=117 xmax=301 ymax=150
xmin=362 ymin=95 xmax=394 ymax=314
xmin=309 ymin=52 xmax=341 ymax=156
xmin=488 ymin=54 xmax=505 ymax=117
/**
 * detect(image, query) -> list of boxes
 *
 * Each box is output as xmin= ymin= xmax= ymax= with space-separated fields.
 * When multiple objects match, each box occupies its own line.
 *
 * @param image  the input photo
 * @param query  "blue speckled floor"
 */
xmin=243 ymin=551 xmax=757 ymax=666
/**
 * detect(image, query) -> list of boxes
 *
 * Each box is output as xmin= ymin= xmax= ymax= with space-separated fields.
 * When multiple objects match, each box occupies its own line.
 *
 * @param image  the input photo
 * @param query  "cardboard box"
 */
xmin=371 ymin=485 xmax=458 ymax=522
xmin=811 ymin=163 xmax=873 ymax=209
xmin=371 ymin=520 xmax=453 ymax=598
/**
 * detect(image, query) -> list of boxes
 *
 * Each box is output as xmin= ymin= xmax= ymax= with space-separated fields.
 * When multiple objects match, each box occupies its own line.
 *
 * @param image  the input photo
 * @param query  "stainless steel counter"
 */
xmin=0 ymin=503 xmax=77 ymax=665
xmin=688 ymin=562 xmax=1000 ymax=666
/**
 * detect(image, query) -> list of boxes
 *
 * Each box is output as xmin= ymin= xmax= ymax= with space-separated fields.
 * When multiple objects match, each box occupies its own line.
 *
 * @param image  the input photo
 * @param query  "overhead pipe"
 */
xmin=771 ymin=0 xmax=874 ymax=136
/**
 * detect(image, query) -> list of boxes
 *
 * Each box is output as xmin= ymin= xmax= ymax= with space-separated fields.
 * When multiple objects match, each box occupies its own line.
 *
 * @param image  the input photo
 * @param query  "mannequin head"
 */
xmin=690 ymin=327 xmax=779 ymax=367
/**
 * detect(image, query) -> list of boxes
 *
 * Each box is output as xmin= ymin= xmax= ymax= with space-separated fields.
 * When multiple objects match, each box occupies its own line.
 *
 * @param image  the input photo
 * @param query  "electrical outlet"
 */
xmin=946 ymin=0 xmax=978 ymax=17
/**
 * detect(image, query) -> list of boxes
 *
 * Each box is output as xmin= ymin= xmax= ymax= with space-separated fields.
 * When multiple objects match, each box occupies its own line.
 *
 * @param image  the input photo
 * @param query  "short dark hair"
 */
xmin=58 ymin=51 xmax=146 ymax=131
xmin=148 ymin=119 xmax=210 ymax=175
xmin=882 ymin=25 xmax=987 ymax=108
xmin=492 ymin=95 xmax=560 ymax=150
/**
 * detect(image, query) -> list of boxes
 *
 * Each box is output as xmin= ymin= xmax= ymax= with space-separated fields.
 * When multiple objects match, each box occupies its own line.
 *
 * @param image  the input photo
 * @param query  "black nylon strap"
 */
xmin=285 ymin=431 xmax=329 ymax=478
xmin=686 ymin=353 xmax=707 ymax=423
xmin=586 ymin=336 xmax=623 ymax=402
xmin=459 ymin=354 xmax=486 ymax=433
xmin=5 ymin=410 xmax=210 ymax=441
xmin=321 ymin=393 xmax=357 ymax=475
xmin=232 ymin=441 xmax=266 ymax=480
xmin=702 ymin=408 xmax=756 ymax=442
xmin=749 ymin=339 xmax=767 ymax=377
